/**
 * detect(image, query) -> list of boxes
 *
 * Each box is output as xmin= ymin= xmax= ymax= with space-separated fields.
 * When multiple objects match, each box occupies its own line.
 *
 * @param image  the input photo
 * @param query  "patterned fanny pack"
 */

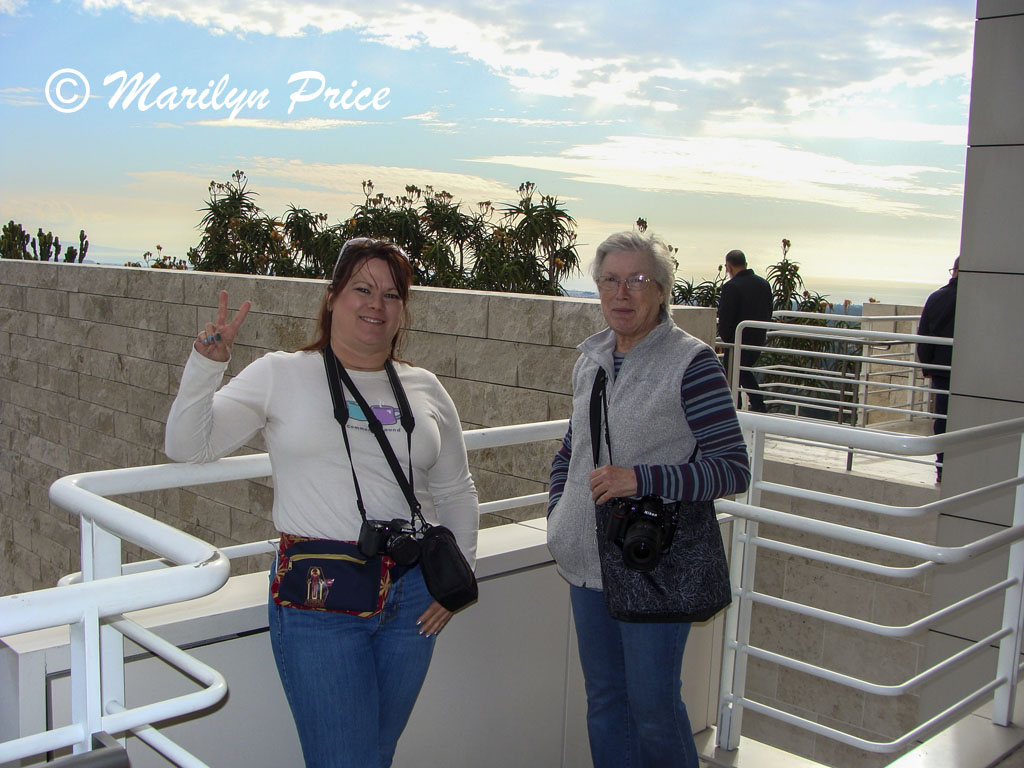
xmin=270 ymin=533 xmax=409 ymax=618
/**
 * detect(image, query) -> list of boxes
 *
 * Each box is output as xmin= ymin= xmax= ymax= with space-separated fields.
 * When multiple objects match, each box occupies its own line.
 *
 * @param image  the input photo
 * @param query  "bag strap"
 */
xmin=323 ymin=347 xmax=425 ymax=528
xmin=589 ymin=363 xmax=700 ymax=471
xmin=589 ymin=366 xmax=608 ymax=467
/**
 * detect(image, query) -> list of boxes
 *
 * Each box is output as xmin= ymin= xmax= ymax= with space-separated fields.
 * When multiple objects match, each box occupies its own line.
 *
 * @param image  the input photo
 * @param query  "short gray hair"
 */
xmin=591 ymin=231 xmax=675 ymax=309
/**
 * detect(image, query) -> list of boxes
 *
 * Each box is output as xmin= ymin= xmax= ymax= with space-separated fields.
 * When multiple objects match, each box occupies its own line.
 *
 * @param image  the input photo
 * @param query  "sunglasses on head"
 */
xmin=332 ymin=238 xmax=410 ymax=284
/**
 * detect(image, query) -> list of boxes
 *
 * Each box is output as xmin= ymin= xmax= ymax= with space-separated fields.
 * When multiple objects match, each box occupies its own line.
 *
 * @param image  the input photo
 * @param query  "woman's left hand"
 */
xmin=417 ymin=601 xmax=453 ymax=638
xmin=590 ymin=464 xmax=638 ymax=505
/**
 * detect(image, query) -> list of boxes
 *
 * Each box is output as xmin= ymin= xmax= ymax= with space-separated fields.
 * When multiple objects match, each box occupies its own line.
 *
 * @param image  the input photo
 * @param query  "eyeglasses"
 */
xmin=331 ymin=237 xmax=411 ymax=285
xmin=948 ymin=267 xmax=957 ymax=275
xmin=596 ymin=274 xmax=653 ymax=293
xmin=332 ymin=238 xmax=376 ymax=281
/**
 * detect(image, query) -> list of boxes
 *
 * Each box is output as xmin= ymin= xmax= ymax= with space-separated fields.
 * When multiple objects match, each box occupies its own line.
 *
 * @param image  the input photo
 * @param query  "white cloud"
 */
xmin=243 ymin=156 xmax=518 ymax=207
xmin=702 ymin=107 xmax=967 ymax=146
xmin=73 ymin=1 xmax=974 ymax=139
xmin=402 ymin=108 xmax=458 ymax=129
xmin=0 ymin=161 xmax=516 ymax=267
xmin=0 ymin=86 xmax=39 ymax=106
xmin=188 ymin=117 xmax=377 ymax=130
xmin=475 ymin=135 xmax=960 ymax=216
xmin=481 ymin=117 xmax=595 ymax=127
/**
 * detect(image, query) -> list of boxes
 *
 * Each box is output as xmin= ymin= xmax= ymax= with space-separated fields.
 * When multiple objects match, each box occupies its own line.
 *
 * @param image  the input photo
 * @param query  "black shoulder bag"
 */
xmin=590 ymin=366 xmax=732 ymax=623
xmin=324 ymin=349 xmax=478 ymax=612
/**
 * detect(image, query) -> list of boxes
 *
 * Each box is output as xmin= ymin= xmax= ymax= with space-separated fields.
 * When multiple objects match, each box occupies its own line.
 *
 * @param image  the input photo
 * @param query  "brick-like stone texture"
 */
xmin=0 ymin=262 xmax=716 ymax=606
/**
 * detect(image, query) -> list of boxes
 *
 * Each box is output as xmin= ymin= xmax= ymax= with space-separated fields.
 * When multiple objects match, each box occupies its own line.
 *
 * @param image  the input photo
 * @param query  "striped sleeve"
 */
xmin=547 ymin=424 xmax=573 ymax=516
xmin=634 ymin=347 xmax=751 ymax=501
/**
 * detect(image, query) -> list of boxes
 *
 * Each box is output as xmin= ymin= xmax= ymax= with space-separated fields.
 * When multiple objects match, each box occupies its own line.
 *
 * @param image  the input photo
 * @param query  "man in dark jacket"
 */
xmin=717 ymin=249 xmax=774 ymax=412
xmin=916 ymin=257 xmax=958 ymax=481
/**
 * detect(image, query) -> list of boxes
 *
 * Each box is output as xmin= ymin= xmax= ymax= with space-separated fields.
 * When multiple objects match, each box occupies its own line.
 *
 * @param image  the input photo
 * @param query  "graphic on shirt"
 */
xmin=346 ymin=401 xmax=402 ymax=426
xmin=305 ymin=566 xmax=334 ymax=608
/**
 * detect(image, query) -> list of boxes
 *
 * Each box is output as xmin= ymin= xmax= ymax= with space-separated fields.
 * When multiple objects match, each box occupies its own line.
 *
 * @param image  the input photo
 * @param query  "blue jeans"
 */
xmin=570 ymin=585 xmax=700 ymax=768
xmin=268 ymin=564 xmax=436 ymax=768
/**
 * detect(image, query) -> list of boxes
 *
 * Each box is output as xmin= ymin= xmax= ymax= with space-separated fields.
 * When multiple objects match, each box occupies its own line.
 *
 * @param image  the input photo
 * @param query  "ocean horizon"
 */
xmin=567 ymin=276 xmax=940 ymax=308
xmin=794 ymin=277 xmax=939 ymax=308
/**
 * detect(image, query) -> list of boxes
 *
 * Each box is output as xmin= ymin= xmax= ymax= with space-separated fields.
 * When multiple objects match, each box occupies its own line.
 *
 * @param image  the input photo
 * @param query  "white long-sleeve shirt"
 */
xmin=165 ymin=348 xmax=479 ymax=567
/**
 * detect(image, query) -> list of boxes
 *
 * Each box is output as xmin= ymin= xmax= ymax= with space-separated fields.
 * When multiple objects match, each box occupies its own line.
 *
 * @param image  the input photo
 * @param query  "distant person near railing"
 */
xmin=547 ymin=230 xmax=750 ymax=768
xmin=916 ymin=256 xmax=958 ymax=482
xmin=717 ymin=249 xmax=774 ymax=412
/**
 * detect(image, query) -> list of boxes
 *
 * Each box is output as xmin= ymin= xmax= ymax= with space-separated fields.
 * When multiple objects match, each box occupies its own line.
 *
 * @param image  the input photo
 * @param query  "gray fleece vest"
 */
xmin=547 ymin=315 xmax=707 ymax=588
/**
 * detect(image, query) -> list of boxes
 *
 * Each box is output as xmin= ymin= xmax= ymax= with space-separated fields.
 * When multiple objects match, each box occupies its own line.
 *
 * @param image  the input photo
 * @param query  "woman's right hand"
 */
xmin=194 ymin=290 xmax=251 ymax=363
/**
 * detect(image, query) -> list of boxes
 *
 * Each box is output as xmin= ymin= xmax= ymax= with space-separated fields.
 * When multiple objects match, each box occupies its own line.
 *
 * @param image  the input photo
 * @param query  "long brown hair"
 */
xmin=301 ymin=238 xmax=414 ymax=359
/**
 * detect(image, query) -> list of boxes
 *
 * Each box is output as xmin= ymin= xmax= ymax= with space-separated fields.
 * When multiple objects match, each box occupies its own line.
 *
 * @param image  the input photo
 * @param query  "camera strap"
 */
xmin=323 ymin=347 xmax=426 ymax=530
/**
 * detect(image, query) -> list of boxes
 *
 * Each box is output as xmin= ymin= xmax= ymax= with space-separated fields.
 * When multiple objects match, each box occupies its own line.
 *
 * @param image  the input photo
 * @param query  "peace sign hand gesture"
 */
xmin=194 ymin=290 xmax=251 ymax=363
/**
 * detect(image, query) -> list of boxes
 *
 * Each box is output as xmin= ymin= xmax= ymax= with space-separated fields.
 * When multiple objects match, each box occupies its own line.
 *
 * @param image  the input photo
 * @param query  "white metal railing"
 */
xmin=724 ymin=315 xmax=951 ymax=471
xmin=716 ymin=412 xmax=1024 ymax=756
xmin=0 ymin=422 xmax=568 ymax=767
xmin=0 ymin=459 xmax=249 ymax=766
xmin=4 ymin=413 xmax=1024 ymax=764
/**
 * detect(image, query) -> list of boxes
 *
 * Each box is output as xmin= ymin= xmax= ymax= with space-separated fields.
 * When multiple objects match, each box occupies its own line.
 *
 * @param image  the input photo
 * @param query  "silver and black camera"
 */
xmin=358 ymin=518 xmax=421 ymax=565
xmin=603 ymin=496 xmax=679 ymax=573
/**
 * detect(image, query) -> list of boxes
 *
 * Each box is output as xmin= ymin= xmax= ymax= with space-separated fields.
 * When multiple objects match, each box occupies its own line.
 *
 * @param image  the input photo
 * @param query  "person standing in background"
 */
xmin=717 ymin=249 xmax=774 ymax=412
xmin=916 ymin=257 xmax=959 ymax=482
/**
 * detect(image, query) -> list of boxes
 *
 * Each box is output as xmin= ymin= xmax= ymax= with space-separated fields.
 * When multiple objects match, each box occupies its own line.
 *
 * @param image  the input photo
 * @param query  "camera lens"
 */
xmin=388 ymin=533 xmax=421 ymax=566
xmin=622 ymin=520 xmax=663 ymax=572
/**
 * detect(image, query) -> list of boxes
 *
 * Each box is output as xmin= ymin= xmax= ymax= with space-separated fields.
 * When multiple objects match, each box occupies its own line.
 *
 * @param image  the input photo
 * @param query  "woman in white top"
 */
xmin=165 ymin=238 xmax=478 ymax=768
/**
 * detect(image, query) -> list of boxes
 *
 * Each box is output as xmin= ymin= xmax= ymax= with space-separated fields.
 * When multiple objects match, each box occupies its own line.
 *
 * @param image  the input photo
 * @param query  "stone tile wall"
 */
xmin=0 ymin=260 xmax=714 ymax=593
xmin=920 ymin=0 xmax=1024 ymax=731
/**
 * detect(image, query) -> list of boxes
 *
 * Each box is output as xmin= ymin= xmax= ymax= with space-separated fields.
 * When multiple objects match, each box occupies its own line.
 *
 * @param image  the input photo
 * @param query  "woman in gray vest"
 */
xmin=547 ymin=231 xmax=750 ymax=767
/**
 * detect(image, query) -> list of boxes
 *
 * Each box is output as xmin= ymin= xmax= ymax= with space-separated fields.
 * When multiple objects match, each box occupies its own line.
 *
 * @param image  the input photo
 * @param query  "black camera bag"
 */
xmin=419 ymin=524 xmax=478 ymax=611
xmin=590 ymin=367 xmax=732 ymax=623
xmin=594 ymin=498 xmax=731 ymax=622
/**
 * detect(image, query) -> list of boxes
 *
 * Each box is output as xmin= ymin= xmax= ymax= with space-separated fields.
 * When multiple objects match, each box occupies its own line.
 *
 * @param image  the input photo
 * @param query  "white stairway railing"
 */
xmin=716 ymin=412 xmax=1024 ymax=755
xmin=725 ymin=315 xmax=942 ymax=419
xmin=725 ymin=315 xmax=952 ymax=472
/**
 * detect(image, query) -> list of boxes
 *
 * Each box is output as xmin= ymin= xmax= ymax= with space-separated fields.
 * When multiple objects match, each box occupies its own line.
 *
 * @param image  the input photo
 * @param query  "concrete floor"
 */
xmin=761 ymin=425 xmax=940 ymax=487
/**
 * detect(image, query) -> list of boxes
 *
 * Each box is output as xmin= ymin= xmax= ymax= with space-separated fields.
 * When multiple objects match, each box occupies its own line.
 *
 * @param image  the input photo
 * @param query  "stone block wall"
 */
xmin=0 ymin=260 xmax=714 ymax=594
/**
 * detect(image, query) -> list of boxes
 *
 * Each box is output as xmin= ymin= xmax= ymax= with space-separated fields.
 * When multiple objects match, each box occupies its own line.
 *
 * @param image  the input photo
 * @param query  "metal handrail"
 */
xmin=4 ymin=414 xmax=1023 ymax=764
xmin=723 ymin=316 xmax=954 ymax=470
xmin=0 ymin=421 xmax=570 ymax=766
xmin=716 ymin=413 xmax=1024 ymax=756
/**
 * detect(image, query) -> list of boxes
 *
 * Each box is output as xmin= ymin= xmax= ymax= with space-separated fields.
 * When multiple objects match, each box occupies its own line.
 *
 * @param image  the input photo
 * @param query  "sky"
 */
xmin=0 ymin=1 xmax=976 ymax=304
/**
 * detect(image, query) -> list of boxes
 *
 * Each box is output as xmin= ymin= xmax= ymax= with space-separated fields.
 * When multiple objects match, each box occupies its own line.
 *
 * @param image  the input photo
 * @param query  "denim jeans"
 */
xmin=268 ymin=564 xmax=436 ymax=768
xmin=570 ymin=585 xmax=701 ymax=768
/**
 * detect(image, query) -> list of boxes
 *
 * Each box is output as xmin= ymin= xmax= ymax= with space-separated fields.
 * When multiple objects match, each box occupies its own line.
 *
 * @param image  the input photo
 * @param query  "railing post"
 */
xmin=71 ymin=518 xmax=125 ymax=753
xmin=992 ymin=432 xmax=1024 ymax=726
xmin=71 ymin=519 xmax=103 ymax=754
xmin=732 ymin=321 xmax=751 ymax=412
xmin=718 ymin=421 xmax=764 ymax=751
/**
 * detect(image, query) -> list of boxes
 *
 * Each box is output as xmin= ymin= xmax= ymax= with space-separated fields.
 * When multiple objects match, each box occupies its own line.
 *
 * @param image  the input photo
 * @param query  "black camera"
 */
xmin=358 ymin=518 xmax=421 ymax=566
xmin=604 ymin=496 xmax=679 ymax=573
